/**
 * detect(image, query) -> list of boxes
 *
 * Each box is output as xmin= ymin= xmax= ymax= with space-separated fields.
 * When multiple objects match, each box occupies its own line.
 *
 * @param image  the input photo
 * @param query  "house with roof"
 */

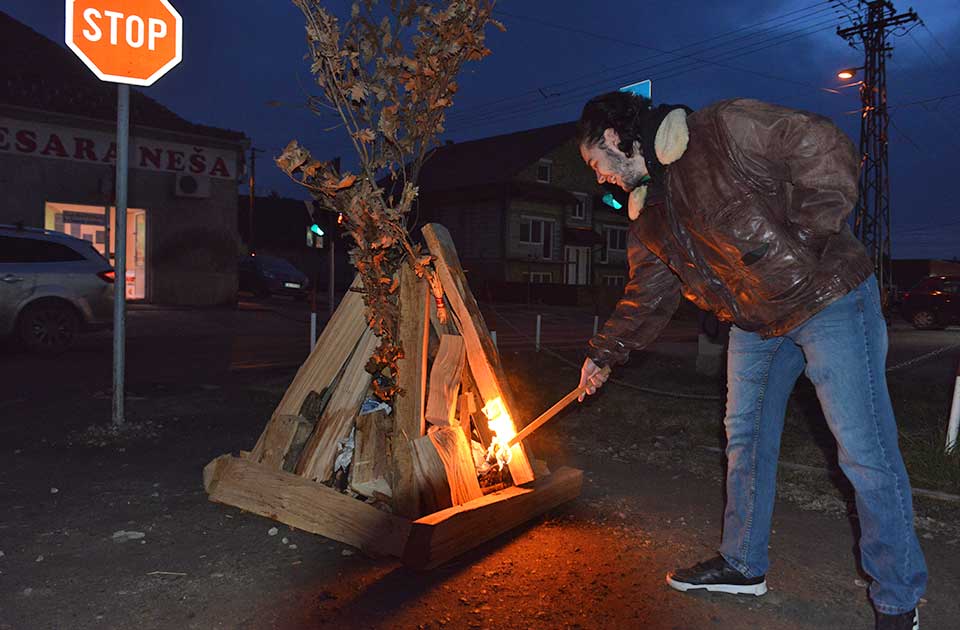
xmin=0 ymin=11 xmax=248 ymax=305
xmin=414 ymin=121 xmax=632 ymax=301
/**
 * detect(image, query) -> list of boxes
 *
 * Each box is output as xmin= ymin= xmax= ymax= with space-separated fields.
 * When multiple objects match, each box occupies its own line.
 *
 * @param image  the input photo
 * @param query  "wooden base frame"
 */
xmin=204 ymin=454 xmax=582 ymax=568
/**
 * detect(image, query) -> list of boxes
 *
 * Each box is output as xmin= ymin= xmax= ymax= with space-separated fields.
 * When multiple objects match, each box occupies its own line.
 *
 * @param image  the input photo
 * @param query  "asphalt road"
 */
xmin=3 ymin=297 xmax=955 ymax=402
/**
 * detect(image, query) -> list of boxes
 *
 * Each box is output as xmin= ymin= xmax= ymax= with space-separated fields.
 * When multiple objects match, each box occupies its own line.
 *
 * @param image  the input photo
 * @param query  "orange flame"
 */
xmin=482 ymin=397 xmax=515 ymax=470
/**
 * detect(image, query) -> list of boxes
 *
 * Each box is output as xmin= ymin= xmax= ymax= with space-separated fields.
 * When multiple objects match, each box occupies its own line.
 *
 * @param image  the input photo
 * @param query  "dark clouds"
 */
xmin=5 ymin=1 xmax=958 ymax=257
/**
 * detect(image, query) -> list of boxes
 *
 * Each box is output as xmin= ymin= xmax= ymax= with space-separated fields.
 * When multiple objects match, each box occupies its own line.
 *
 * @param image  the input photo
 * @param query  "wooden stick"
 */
xmin=507 ymin=367 xmax=610 ymax=448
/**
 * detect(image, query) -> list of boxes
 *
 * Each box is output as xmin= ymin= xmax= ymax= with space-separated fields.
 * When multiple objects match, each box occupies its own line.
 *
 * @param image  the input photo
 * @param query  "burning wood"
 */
xmin=482 ymin=367 xmax=611 ymax=468
xmin=204 ymin=223 xmax=583 ymax=567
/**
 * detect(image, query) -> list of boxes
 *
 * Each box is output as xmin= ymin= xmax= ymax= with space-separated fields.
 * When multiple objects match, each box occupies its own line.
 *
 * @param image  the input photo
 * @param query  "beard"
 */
xmin=600 ymin=144 xmax=647 ymax=191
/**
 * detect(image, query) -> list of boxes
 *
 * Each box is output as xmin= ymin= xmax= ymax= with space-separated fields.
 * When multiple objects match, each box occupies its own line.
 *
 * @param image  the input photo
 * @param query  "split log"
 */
xmin=273 ymin=275 xmax=365 ymax=417
xmin=402 ymin=466 xmax=583 ymax=569
xmin=410 ymin=426 xmax=482 ymax=514
xmin=459 ymin=368 xmax=492 ymax=447
xmin=391 ymin=265 xmax=430 ymax=518
xmin=204 ymin=455 xmax=409 ymax=558
xmin=249 ymin=414 xmax=309 ymax=470
xmin=425 ymin=334 xmax=465 ymax=427
xmin=458 ymin=391 xmax=473 ymax=436
xmin=295 ymin=328 xmax=379 ymax=482
xmin=349 ymin=410 xmax=393 ymax=499
xmin=422 ymin=223 xmax=535 ymax=484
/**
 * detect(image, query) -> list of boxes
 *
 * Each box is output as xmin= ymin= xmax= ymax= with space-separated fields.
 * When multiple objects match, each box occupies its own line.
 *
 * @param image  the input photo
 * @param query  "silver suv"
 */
xmin=0 ymin=224 xmax=114 ymax=353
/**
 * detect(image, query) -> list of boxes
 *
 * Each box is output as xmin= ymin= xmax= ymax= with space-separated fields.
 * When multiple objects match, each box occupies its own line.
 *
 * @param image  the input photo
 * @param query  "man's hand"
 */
xmin=578 ymin=357 xmax=611 ymax=402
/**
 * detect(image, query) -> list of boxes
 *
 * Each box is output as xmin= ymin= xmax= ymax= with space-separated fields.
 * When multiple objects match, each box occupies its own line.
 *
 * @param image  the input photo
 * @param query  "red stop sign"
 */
xmin=65 ymin=0 xmax=182 ymax=86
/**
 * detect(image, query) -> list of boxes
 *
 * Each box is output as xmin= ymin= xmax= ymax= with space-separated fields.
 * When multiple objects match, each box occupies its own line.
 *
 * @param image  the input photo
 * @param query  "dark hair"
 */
xmin=577 ymin=91 xmax=693 ymax=183
xmin=576 ymin=91 xmax=652 ymax=158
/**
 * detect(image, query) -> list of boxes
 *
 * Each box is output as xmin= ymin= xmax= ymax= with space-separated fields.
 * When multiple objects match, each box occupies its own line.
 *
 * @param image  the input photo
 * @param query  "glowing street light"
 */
xmin=837 ymin=66 xmax=863 ymax=81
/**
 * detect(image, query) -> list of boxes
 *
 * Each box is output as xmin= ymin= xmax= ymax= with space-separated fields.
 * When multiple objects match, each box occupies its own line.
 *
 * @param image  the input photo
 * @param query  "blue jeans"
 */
xmin=718 ymin=276 xmax=927 ymax=614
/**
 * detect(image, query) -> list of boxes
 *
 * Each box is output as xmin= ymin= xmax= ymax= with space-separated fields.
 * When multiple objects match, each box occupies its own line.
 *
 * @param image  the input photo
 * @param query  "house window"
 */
xmin=520 ymin=216 xmax=554 ymax=259
xmin=603 ymin=275 xmax=626 ymax=287
xmin=606 ymin=226 xmax=628 ymax=252
xmin=523 ymin=271 xmax=553 ymax=284
xmin=572 ymin=192 xmax=587 ymax=220
xmin=599 ymin=225 xmax=627 ymax=263
xmin=536 ymin=160 xmax=552 ymax=183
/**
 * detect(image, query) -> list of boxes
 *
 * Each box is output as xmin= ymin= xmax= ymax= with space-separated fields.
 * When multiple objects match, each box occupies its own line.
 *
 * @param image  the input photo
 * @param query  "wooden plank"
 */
xmin=283 ymin=416 xmax=315 ymax=473
xmin=204 ymin=455 xmax=410 ymax=558
xmin=250 ymin=415 xmax=304 ymax=470
xmin=295 ymin=327 xmax=379 ymax=482
xmin=410 ymin=426 xmax=482 ymax=514
xmin=422 ymin=223 xmax=535 ymax=484
xmin=391 ymin=265 xmax=430 ymax=519
xmin=425 ymin=334 xmax=465 ymax=426
xmin=459 ymin=368 xmax=492 ymax=448
xmin=402 ymin=466 xmax=583 ymax=569
xmin=349 ymin=410 xmax=392 ymax=499
xmin=273 ymin=275 xmax=366 ymax=418
xmin=458 ymin=391 xmax=473 ymax=436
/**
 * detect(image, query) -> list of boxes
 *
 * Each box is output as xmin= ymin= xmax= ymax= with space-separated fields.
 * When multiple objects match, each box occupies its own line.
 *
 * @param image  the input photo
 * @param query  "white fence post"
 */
xmin=947 ymin=370 xmax=960 ymax=453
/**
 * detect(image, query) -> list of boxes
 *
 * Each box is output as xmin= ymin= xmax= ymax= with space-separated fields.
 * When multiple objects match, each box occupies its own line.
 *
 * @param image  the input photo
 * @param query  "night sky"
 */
xmin=6 ymin=1 xmax=958 ymax=258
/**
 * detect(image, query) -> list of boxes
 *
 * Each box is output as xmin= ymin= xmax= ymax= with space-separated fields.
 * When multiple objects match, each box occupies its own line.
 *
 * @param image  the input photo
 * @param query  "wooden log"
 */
xmin=391 ymin=265 xmax=430 ymax=519
xmin=422 ymin=223 xmax=535 ymax=484
xmin=283 ymin=416 xmax=316 ymax=473
xmin=250 ymin=414 xmax=308 ymax=470
xmin=402 ymin=466 xmax=583 ymax=569
xmin=349 ymin=410 xmax=392 ymax=499
xmin=204 ymin=455 xmax=409 ymax=558
xmin=295 ymin=327 xmax=379 ymax=482
xmin=425 ymin=334 xmax=465 ymax=427
xmin=458 ymin=391 xmax=473 ymax=436
xmin=410 ymin=426 xmax=482 ymax=514
xmin=273 ymin=275 xmax=366 ymax=418
xmin=459 ymin=368 xmax=493 ymax=448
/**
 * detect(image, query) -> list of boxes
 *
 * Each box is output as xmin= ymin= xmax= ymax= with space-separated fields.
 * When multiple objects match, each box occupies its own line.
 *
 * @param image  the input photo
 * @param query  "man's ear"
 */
xmin=602 ymin=127 xmax=620 ymax=150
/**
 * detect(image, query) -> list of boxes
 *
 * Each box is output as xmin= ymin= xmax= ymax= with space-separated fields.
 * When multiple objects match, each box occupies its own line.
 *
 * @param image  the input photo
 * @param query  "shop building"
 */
xmin=1 ymin=11 xmax=248 ymax=305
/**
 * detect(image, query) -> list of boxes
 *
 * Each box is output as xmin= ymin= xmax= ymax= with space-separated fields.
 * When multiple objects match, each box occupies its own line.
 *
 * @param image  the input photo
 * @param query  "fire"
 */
xmin=482 ymin=397 xmax=516 ymax=470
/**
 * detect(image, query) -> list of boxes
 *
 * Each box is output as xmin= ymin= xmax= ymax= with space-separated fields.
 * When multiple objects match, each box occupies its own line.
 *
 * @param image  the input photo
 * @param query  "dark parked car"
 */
xmin=900 ymin=275 xmax=960 ymax=329
xmin=0 ymin=224 xmax=114 ymax=353
xmin=238 ymin=255 xmax=309 ymax=300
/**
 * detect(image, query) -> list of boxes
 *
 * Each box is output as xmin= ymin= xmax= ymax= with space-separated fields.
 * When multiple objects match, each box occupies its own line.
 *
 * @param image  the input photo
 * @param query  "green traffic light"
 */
xmin=310 ymin=224 xmax=324 ymax=236
xmin=602 ymin=193 xmax=622 ymax=210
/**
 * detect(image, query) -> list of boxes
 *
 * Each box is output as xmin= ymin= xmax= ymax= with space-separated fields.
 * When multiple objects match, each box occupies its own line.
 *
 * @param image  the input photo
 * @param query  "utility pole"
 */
xmin=837 ymin=1 xmax=919 ymax=299
xmin=248 ymin=147 xmax=265 ymax=254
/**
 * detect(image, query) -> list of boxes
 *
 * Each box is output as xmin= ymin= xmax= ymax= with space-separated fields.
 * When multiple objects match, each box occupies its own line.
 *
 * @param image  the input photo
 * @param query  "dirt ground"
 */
xmin=1 ymin=311 xmax=959 ymax=629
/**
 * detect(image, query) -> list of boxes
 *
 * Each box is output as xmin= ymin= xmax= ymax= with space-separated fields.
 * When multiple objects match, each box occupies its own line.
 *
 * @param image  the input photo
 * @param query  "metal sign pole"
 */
xmin=112 ymin=83 xmax=129 ymax=427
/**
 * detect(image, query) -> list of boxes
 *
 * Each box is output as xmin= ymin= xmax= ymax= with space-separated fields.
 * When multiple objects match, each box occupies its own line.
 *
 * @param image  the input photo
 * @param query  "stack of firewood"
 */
xmin=203 ymin=224 xmax=582 ymax=568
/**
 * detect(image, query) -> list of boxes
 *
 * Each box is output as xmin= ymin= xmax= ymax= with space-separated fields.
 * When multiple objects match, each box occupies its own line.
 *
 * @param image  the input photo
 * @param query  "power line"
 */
xmin=450 ymin=17 xmax=840 ymax=129
xmin=449 ymin=2 xmax=839 ymax=122
xmin=889 ymin=92 xmax=960 ymax=110
xmin=920 ymin=22 xmax=959 ymax=68
xmin=448 ymin=18 xmax=841 ymax=134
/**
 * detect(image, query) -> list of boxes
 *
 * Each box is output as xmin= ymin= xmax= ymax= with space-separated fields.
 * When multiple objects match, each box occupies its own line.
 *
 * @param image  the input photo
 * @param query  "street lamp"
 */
xmin=837 ymin=66 xmax=863 ymax=80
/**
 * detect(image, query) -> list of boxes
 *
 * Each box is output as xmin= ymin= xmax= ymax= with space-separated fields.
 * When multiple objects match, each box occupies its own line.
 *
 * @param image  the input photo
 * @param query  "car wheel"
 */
xmin=910 ymin=310 xmax=939 ymax=330
xmin=18 ymin=301 xmax=81 ymax=354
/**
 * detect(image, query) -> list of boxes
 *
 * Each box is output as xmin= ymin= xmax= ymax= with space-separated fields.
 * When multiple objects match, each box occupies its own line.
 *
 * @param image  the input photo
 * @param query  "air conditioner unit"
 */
xmin=174 ymin=174 xmax=211 ymax=198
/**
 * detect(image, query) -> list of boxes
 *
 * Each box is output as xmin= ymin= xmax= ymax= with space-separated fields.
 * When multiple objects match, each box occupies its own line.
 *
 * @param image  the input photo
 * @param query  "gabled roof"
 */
xmin=0 ymin=11 xmax=246 ymax=143
xmin=416 ymin=121 xmax=576 ymax=193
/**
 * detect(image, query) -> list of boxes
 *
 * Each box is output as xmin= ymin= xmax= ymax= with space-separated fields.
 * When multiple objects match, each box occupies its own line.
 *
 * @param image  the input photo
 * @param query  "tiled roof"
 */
xmin=0 ymin=11 xmax=246 ymax=143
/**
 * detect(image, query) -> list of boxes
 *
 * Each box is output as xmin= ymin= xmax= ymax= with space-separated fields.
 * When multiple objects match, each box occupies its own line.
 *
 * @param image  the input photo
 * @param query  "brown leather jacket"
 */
xmin=588 ymin=99 xmax=874 ymax=368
